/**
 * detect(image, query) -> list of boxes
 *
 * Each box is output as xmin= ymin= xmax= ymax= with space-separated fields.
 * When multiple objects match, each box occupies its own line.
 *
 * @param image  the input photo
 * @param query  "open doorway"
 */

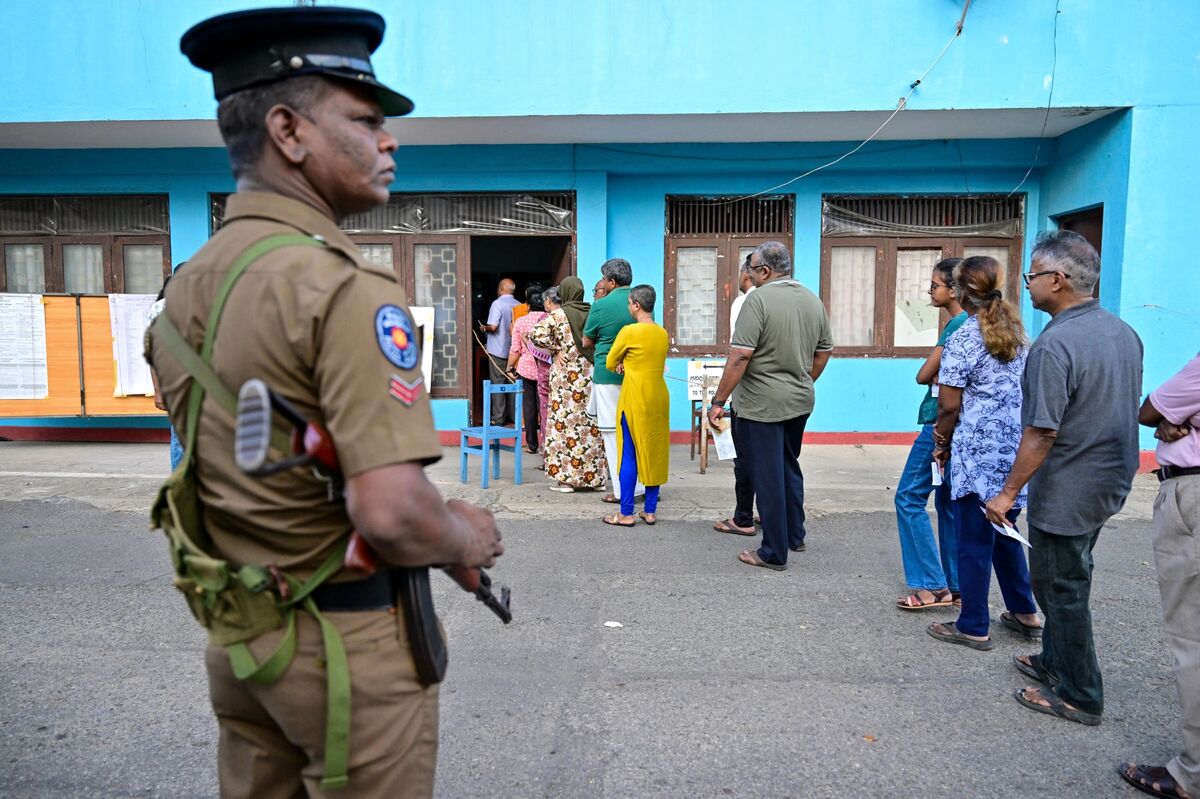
xmin=469 ymin=234 xmax=573 ymax=424
xmin=1056 ymin=206 xmax=1103 ymax=298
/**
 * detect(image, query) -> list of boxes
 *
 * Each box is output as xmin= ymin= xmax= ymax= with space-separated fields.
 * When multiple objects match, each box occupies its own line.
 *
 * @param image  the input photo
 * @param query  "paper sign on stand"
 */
xmin=686 ymin=359 xmax=725 ymax=401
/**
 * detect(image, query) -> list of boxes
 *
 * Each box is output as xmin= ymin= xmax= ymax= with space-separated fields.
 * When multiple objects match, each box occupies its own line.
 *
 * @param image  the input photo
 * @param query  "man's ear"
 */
xmin=263 ymin=104 xmax=308 ymax=167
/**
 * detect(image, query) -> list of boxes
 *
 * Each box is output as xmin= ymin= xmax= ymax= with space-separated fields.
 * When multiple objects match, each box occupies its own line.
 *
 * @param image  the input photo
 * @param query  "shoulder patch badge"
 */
xmin=389 ymin=375 xmax=424 ymax=406
xmin=375 ymin=305 xmax=418 ymax=370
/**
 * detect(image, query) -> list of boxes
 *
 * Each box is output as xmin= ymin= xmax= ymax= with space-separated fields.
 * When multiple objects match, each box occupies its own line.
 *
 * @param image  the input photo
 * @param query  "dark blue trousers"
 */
xmin=953 ymin=493 xmax=1037 ymax=637
xmin=729 ymin=410 xmax=756 ymax=528
xmin=734 ymin=413 xmax=808 ymax=566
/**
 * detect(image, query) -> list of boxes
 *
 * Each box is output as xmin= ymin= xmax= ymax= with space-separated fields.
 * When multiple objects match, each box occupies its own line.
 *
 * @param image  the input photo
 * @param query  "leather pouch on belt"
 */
xmin=396 ymin=567 xmax=448 ymax=685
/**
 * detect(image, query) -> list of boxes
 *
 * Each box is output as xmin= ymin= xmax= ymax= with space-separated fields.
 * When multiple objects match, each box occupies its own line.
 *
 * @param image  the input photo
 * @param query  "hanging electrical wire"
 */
xmin=1002 ymin=0 xmax=1061 ymax=198
xmin=717 ymin=0 xmax=972 ymax=205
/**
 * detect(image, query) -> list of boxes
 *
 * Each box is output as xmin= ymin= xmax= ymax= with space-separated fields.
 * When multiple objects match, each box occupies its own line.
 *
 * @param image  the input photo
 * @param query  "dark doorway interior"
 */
xmin=469 ymin=234 xmax=573 ymax=425
xmin=1057 ymin=206 xmax=1103 ymax=298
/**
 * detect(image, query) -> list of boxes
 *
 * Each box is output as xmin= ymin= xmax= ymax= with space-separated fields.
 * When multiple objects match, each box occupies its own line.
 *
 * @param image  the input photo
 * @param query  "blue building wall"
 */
xmin=1 ymin=1 xmax=1196 ymax=449
xmin=5 ymin=1 xmax=1199 ymax=122
xmin=0 ymin=138 xmax=1056 ymax=435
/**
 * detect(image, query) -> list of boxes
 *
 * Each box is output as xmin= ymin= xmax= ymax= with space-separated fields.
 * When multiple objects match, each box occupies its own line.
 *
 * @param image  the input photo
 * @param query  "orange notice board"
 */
xmin=0 ymin=296 xmax=82 ymax=417
xmin=79 ymin=297 xmax=161 ymax=416
xmin=0 ymin=296 xmax=167 ymax=420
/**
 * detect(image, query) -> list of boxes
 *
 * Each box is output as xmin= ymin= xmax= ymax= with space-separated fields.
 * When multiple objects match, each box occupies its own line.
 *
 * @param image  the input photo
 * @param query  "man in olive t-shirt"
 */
xmin=708 ymin=242 xmax=833 ymax=569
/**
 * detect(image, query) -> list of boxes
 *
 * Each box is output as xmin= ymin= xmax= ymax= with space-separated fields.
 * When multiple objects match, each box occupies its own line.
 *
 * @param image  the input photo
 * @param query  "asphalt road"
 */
xmin=0 ymin=477 xmax=1180 ymax=799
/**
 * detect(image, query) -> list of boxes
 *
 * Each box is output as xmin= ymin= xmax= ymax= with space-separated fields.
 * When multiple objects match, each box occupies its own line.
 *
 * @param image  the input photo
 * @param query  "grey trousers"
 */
xmin=1029 ymin=525 xmax=1104 ymax=716
xmin=1153 ymin=474 xmax=1200 ymax=796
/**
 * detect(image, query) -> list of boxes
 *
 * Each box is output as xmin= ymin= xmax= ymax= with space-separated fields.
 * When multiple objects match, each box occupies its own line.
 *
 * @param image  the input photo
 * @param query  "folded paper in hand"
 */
xmin=711 ymin=418 xmax=737 ymax=461
xmin=980 ymin=505 xmax=1031 ymax=548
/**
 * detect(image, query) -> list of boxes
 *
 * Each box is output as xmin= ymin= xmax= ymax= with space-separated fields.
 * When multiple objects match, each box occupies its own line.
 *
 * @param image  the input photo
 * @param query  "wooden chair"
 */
xmin=460 ymin=379 xmax=523 ymax=488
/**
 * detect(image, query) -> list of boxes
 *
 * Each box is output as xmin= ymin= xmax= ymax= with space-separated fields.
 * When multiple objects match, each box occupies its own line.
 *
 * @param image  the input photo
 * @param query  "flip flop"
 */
xmin=1012 ymin=653 xmax=1058 ymax=686
xmin=1000 ymin=611 xmax=1043 ymax=640
xmin=926 ymin=621 xmax=994 ymax=650
xmin=1013 ymin=686 xmax=1102 ymax=726
xmin=737 ymin=549 xmax=786 ymax=571
xmin=790 ymin=541 xmax=807 ymax=553
xmin=637 ymin=511 xmax=656 ymax=526
xmin=713 ymin=518 xmax=755 ymax=536
xmin=601 ymin=494 xmax=620 ymax=504
xmin=602 ymin=513 xmax=636 ymax=528
xmin=1118 ymin=763 xmax=1192 ymax=799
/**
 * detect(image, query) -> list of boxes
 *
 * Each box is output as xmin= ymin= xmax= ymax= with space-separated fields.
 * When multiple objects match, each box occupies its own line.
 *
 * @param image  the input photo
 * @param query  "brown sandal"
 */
xmin=896 ymin=588 xmax=954 ymax=611
xmin=713 ymin=518 xmax=755 ymax=536
xmin=737 ymin=549 xmax=786 ymax=571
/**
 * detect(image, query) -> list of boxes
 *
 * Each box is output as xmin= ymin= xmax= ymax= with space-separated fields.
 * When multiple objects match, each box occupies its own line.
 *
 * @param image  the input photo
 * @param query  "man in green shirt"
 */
xmin=708 ymin=242 xmax=833 ymax=569
xmin=583 ymin=258 xmax=643 ymax=503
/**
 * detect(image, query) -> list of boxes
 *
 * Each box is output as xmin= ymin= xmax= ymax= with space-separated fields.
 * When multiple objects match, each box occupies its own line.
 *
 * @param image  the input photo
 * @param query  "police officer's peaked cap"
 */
xmin=180 ymin=6 xmax=413 ymax=117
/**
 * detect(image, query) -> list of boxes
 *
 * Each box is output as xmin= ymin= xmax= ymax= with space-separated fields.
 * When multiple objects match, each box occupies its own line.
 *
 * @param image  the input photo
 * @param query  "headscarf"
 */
xmin=558 ymin=276 xmax=593 ymax=360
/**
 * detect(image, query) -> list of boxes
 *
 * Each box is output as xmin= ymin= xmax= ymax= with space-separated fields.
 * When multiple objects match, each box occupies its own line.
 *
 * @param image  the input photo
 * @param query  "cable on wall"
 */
xmin=716 ymin=0 xmax=973 ymax=205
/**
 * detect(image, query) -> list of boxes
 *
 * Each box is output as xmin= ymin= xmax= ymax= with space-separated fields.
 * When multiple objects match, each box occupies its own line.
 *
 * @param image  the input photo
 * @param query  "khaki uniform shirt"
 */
xmin=147 ymin=192 xmax=442 ymax=579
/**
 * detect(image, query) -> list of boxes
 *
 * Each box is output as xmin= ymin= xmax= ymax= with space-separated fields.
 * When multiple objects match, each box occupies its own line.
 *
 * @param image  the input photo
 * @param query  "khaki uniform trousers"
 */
xmin=1153 ymin=474 xmax=1200 ymax=797
xmin=206 ymin=608 xmax=439 ymax=799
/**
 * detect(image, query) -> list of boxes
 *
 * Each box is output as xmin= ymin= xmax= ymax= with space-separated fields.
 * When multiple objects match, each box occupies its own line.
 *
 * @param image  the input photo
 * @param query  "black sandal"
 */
xmin=1014 ymin=686 xmax=1101 ymax=726
xmin=1118 ymin=763 xmax=1193 ymax=799
xmin=1012 ymin=653 xmax=1058 ymax=686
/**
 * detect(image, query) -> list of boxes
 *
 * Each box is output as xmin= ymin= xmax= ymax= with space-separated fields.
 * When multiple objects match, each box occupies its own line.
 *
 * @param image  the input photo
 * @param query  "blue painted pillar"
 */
xmin=573 ymin=170 xmax=608 ymax=284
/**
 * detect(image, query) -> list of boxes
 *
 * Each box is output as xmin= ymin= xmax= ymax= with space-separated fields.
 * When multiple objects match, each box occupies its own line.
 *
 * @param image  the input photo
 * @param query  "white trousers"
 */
xmin=592 ymin=383 xmax=643 ymax=499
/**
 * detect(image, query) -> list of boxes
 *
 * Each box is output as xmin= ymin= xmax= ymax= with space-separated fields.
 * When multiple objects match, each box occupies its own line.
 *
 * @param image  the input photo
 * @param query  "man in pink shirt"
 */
xmin=1121 ymin=352 xmax=1200 ymax=799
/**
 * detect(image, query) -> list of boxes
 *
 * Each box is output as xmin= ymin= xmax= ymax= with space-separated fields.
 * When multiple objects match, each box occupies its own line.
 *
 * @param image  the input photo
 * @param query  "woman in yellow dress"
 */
xmin=603 ymin=284 xmax=670 ymax=526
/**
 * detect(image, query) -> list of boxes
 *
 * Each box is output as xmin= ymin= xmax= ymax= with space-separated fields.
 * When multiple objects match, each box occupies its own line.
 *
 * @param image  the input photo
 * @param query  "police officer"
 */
xmin=149 ymin=7 xmax=503 ymax=797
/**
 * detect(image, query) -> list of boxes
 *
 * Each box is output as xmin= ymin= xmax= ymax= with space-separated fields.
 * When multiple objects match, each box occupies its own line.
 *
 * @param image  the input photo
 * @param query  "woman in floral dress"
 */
xmin=527 ymin=279 xmax=607 ymax=492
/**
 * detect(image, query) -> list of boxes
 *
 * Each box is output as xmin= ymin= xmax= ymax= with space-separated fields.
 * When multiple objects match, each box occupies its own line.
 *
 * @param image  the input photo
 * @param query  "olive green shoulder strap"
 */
xmin=153 ymin=232 xmax=325 ymax=460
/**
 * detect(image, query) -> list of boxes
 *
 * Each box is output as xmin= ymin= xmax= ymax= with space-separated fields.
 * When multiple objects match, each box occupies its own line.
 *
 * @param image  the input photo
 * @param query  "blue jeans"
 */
xmin=169 ymin=427 xmax=184 ymax=472
xmin=894 ymin=425 xmax=958 ymax=592
xmin=619 ymin=414 xmax=659 ymax=517
xmin=953 ymin=493 xmax=1037 ymax=637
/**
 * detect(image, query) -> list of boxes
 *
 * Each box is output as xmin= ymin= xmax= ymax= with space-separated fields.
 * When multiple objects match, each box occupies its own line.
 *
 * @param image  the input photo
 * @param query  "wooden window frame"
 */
xmin=349 ymin=233 xmax=472 ymax=398
xmin=664 ymin=234 xmax=790 ymax=357
xmin=820 ymin=235 xmax=1022 ymax=358
xmin=1 ymin=234 xmax=171 ymax=295
xmin=0 ymin=237 xmax=56 ymax=293
xmin=112 ymin=234 xmax=172 ymax=294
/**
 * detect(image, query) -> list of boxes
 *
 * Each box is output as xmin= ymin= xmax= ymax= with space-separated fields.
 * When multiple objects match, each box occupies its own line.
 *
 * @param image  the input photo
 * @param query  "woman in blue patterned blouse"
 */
xmin=927 ymin=256 xmax=1043 ymax=650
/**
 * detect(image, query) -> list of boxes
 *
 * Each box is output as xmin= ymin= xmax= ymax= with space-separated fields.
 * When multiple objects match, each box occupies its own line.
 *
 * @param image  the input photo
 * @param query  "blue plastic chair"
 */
xmin=459 ymin=379 xmax=523 ymax=488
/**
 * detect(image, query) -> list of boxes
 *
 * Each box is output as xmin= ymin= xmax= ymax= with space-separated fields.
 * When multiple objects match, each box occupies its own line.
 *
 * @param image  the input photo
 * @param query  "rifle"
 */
xmin=233 ymin=378 xmax=512 ymax=624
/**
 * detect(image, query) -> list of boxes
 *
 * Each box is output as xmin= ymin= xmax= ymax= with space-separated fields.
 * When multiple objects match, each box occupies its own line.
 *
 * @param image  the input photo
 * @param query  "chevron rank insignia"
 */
xmin=388 ymin=375 xmax=423 ymax=406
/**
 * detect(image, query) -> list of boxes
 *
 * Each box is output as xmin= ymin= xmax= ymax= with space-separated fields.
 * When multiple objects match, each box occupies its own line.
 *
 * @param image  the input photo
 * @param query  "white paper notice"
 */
xmin=687 ymin=360 xmax=725 ymax=401
xmin=109 ymin=294 xmax=158 ymax=397
xmin=0 ymin=294 xmax=49 ymax=399
xmin=980 ymin=505 xmax=1031 ymax=548
xmin=410 ymin=306 xmax=435 ymax=388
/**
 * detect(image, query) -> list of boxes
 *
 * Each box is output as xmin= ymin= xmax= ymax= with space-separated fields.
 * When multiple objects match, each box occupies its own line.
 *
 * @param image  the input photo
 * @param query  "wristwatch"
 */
xmin=710 ymin=398 xmax=726 ymax=408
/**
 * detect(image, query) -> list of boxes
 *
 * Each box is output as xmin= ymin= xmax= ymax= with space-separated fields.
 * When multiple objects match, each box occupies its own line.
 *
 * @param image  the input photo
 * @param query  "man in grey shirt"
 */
xmin=986 ymin=230 xmax=1143 ymax=727
xmin=479 ymin=278 xmax=520 ymax=424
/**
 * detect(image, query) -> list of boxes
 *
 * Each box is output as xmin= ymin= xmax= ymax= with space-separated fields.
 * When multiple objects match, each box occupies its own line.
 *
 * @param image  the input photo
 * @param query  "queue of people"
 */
xmin=489 ymin=233 xmax=1195 ymax=797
